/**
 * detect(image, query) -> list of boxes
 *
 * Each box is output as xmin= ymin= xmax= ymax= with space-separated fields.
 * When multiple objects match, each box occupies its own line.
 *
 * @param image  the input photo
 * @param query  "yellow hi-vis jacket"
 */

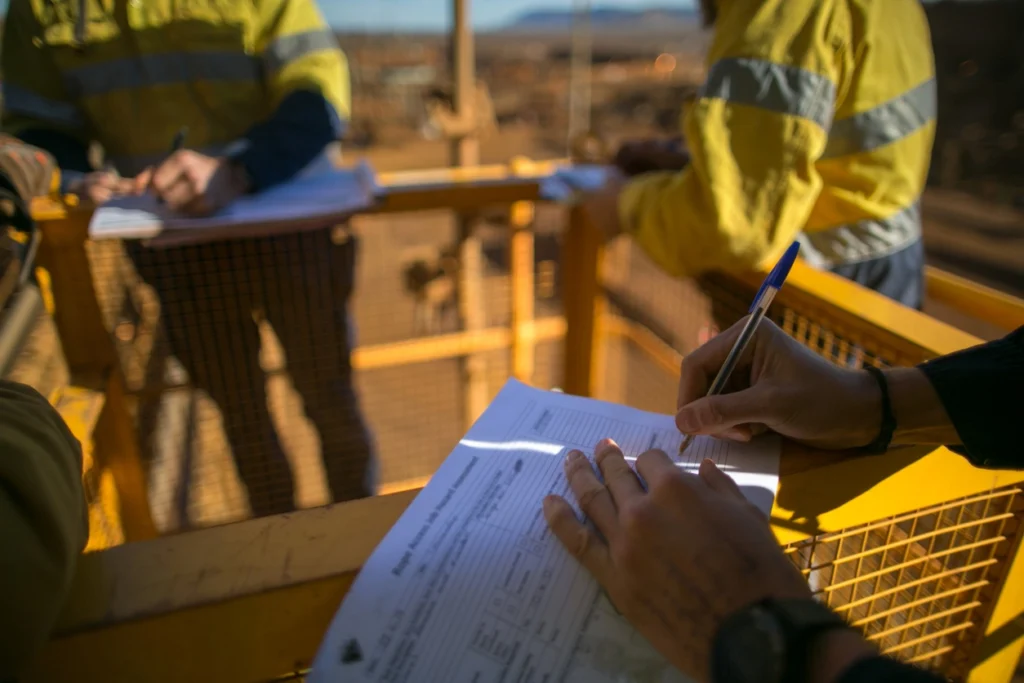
xmin=619 ymin=0 xmax=937 ymax=276
xmin=1 ymin=0 xmax=350 ymax=176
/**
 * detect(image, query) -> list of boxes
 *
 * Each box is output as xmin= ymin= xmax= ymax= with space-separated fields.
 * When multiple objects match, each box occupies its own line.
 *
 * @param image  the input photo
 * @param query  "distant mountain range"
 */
xmin=502 ymin=6 xmax=701 ymax=32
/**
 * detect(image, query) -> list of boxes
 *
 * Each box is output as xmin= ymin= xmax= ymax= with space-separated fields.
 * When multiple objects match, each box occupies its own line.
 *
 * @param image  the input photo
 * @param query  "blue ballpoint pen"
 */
xmin=677 ymin=241 xmax=801 ymax=455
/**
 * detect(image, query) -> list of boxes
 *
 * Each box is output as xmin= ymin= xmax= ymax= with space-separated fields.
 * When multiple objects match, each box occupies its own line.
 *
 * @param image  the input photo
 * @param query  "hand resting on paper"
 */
xmin=134 ymin=150 xmax=251 ymax=216
xmin=675 ymin=318 xmax=959 ymax=450
xmin=542 ymin=438 xmax=830 ymax=682
xmin=67 ymin=171 xmax=137 ymax=205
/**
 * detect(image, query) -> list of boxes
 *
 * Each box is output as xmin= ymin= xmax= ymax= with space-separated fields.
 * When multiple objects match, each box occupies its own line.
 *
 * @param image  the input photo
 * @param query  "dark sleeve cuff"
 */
xmin=59 ymin=169 xmax=85 ymax=194
xmin=237 ymin=89 xmax=344 ymax=192
xmin=837 ymin=655 xmax=948 ymax=683
xmin=15 ymin=129 xmax=92 ymax=175
xmin=917 ymin=327 xmax=1024 ymax=469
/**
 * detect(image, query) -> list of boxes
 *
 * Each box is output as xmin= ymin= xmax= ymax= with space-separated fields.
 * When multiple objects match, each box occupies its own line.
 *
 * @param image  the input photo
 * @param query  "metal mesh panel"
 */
xmin=79 ymin=202 xmax=565 ymax=531
xmin=601 ymin=242 xmax=929 ymax=397
xmin=87 ymin=228 xmax=374 ymax=532
xmin=787 ymin=487 xmax=1024 ymax=678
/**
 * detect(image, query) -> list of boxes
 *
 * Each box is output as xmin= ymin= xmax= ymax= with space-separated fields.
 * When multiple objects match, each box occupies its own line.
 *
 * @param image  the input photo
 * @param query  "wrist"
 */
xmin=222 ymin=157 xmax=252 ymax=197
xmin=806 ymin=628 xmax=876 ymax=683
xmin=842 ymin=368 xmax=884 ymax=448
xmin=884 ymin=367 xmax=959 ymax=446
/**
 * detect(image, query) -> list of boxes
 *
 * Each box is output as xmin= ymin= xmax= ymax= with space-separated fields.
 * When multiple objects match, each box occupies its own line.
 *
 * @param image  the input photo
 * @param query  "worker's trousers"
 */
xmin=830 ymin=238 xmax=925 ymax=311
xmin=127 ymin=228 xmax=376 ymax=518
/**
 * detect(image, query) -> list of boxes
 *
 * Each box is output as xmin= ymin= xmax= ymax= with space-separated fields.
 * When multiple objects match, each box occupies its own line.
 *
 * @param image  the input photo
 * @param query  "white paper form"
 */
xmin=87 ymin=161 xmax=379 ymax=243
xmin=309 ymin=379 xmax=780 ymax=683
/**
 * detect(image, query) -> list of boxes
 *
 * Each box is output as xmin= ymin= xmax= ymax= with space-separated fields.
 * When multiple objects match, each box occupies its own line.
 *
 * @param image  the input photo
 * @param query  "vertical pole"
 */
xmin=568 ymin=0 xmax=593 ymax=151
xmin=36 ymin=219 xmax=158 ymax=540
xmin=508 ymin=160 xmax=536 ymax=383
xmin=451 ymin=0 xmax=487 ymax=428
xmin=562 ymin=205 xmax=606 ymax=398
xmin=451 ymin=0 xmax=479 ymax=168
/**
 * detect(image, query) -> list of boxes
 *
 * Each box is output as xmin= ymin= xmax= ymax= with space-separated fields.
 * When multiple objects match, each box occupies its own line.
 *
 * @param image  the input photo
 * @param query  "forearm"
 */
xmin=845 ymin=327 xmax=1024 ymax=466
xmin=842 ymin=366 xmax=960 ymax=450
xmin=236 ymin=89 xmax=343 ymax=191
xmin=619 ymin=169 xmax=772 ymax=278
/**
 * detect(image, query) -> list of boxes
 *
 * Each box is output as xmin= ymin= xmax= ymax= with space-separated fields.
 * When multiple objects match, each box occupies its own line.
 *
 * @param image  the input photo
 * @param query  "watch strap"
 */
xmin=766 ymin=599 xmax=855 ymax=683
xmin=859 ymin=365 xmax=896 ymax=454
xmin=836 ymin=655 xmax=949 ymax=683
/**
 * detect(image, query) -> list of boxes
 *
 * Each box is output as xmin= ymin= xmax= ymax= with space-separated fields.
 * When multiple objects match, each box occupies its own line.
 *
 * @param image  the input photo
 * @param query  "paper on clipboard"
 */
xmin=88 ymin=159 xmax=380 ymax=246
xmin=539 ymin=164 xmax=613 ymax=202
xmin=308 ymin=379 xmax=780 ymax=683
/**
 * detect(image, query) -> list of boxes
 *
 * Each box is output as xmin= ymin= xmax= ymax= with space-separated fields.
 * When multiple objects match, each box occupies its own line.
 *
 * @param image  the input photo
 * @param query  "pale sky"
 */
xmin=322 ymin=0 xmax=697 ymax=32
xmin=0 ymin=0 xmax=964 ymax=34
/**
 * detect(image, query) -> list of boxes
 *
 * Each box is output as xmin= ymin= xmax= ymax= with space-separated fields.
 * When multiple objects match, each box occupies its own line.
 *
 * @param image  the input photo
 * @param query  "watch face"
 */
xmin=712 ymin=606 xmax=786 ymax=683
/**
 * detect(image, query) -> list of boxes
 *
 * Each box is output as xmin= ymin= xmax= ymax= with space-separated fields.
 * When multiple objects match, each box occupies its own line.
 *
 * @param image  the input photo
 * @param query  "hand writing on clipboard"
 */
xmin=134 ymin=126 xmax=251 ymax=216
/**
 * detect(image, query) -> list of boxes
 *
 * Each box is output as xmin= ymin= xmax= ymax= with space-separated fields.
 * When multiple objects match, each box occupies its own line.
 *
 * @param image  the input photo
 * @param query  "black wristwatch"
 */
xmin=711 ymin=598 xmax=853 ymax=683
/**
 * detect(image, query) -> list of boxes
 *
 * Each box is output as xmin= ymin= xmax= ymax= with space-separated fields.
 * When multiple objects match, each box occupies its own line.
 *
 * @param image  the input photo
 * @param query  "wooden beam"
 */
xmin=561 ymin=204 xmax=606 ymax=397
xmin=29 ymin=492 xmax=418 ymax=683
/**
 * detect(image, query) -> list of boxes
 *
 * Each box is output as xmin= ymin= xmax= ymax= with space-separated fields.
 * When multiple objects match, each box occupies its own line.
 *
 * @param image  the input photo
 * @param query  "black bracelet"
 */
xmin=860 ymin=365 xmax=896 ymax=455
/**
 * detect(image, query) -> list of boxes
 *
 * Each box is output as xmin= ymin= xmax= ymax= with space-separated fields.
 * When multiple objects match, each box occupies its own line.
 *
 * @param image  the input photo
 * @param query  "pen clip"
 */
xmin=749 ymin=241 xmax=800 ymax=313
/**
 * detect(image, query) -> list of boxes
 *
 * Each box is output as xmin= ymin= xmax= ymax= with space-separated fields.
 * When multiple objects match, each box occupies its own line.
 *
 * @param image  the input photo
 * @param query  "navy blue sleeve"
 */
xmin=918 ymin=326 xmax=1024 ymax=469
xmin=15 ymin=129 xmax=92 ymax=193
xmin=236 ymin=89 xmax=345 ymax=192
xmin=837 ymin=655 xmax=946 ymax=682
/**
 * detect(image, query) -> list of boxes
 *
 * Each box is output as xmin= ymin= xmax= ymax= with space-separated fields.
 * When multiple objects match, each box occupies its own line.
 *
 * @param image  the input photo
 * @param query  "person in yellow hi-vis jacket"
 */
xmin=591 ymin=0 xmax=937 ymax=309
xmin=2 ymin=0 xmax=378 ymax=519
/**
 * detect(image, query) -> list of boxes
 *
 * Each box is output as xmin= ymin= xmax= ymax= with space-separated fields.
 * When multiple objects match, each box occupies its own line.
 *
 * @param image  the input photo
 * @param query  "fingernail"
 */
xmin=542 ymin=495 xmax=558 ymax=515
xmin=594 ymin=438 xmax=617 ymax=455
xmin=675 ymin=408 xmax=695 ymax=432
xmin=566 ymin=450 xmax=584 ymax=463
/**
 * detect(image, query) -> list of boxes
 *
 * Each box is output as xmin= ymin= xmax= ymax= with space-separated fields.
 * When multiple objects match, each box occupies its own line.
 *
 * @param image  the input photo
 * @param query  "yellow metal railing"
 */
xmin=17 ymin=164 xmax=1024 ymax=682
xmin=925 ymin=266 xmax=1024 ymax=334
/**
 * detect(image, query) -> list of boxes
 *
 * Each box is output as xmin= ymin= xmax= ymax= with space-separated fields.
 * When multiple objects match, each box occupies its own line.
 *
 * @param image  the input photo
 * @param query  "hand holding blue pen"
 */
xmin=677 ymin=241 xmax=800 ymax=455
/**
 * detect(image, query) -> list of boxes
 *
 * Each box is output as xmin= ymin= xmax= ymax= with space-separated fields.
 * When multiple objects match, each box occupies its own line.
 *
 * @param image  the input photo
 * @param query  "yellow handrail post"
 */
xmin=509 ymin=157 xmax=537 ymax=384
xmin=561 ymin=204 xmax=606 ymax=397
xmin=926 ymin=266 xmax=1024 ymax=333
xmin=34 ymin=205 xmax=158 ymax=542
xmin=965 ymin=506 xmax=1024 ymax=682
xmin=456 ymin=219 xmax=488 ymax=428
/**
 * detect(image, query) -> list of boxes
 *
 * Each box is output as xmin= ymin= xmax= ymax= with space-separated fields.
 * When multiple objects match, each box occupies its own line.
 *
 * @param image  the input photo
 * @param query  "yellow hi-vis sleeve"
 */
xmin=619 ymin=0 xmax=842 ymax=278
xmin=255 ymin=0 xmax=351 ymax=121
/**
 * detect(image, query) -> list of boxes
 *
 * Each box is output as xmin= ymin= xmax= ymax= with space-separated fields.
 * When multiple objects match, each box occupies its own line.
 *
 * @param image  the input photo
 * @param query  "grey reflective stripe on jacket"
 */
xmin=699 ymin=57 xmax=836 ymax=130
xmin=822 ymin=79 xmax=937 ymax=159
xmin=61 ymin=30 xmax=340 ymax=99
xmin=700 ymin=57 xmax=935 ymax=267
xmin=62 ymin=52 xmax=259 ymax=98
xmin=798 ymin=203 xmax=922 ymax=269
xmin=263 ymin=29 xmax=340 ymax=73
xmin=802 ymin=78 xmax=936 ymax=266
xmin=1 ymin=83 xmax=84 ymax=129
